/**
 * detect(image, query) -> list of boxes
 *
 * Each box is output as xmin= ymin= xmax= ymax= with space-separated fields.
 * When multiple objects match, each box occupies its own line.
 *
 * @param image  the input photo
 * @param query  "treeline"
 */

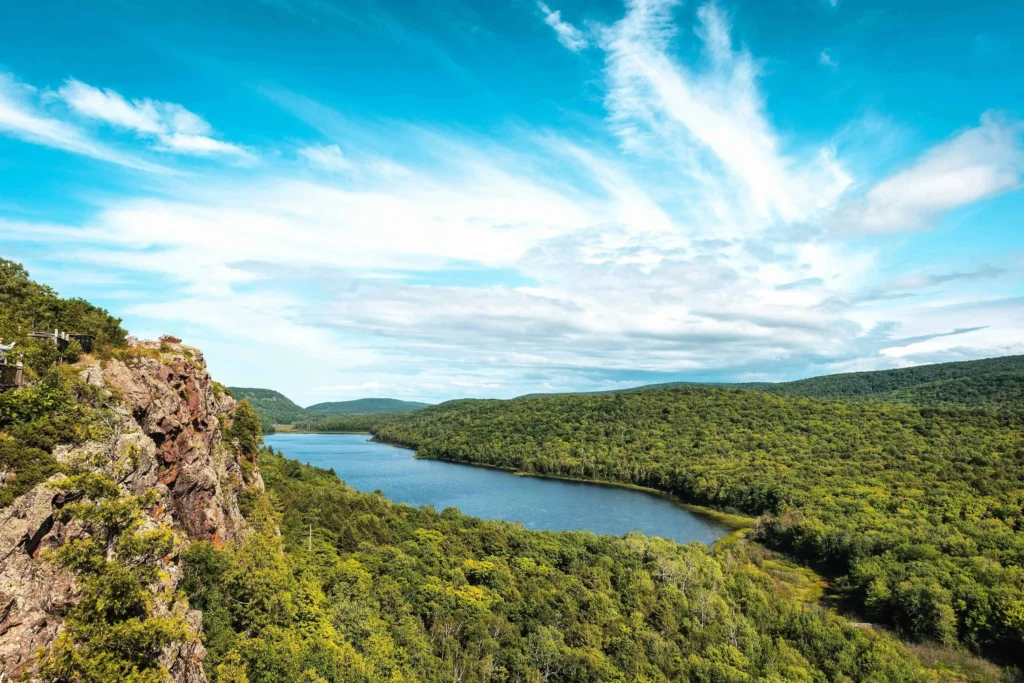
xmin=231 ymin=387 xmax=430 ymax=432
xmin=0 ymin=258 xmax=128 ymax=375
xmin=0 ymin=260 xmax=1015 ymax=681
xmin=229 ymin=387 xmax=308 ymax=429
xmin=308 ymin=386 xmax=1024 ymax=662
xmin=0 ymin=258 xmax=130 ymax=506
xmin=733 ymin=355 xmax=1024 ymax=412
xmin=181 ymin=446 xmax=974 ymax=682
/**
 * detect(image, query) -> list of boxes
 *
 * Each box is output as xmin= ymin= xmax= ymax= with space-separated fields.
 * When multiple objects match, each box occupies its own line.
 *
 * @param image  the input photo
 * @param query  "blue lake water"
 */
xmin=265 ymin=433 xmax=727 ymax=544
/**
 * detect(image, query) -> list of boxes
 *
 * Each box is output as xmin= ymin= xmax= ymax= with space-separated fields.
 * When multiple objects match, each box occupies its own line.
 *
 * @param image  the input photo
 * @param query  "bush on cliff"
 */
xmin=37 ymin=469 xmax=192 ymax=682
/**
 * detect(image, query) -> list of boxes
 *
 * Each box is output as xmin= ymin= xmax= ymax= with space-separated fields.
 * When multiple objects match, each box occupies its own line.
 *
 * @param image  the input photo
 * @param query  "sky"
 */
xmin=1 ymin=0 xmax=1022 ymax=405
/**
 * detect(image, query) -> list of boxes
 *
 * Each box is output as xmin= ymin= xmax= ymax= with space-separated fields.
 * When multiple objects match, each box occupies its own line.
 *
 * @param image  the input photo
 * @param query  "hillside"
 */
xmin=624 ymin=355 xmax=1024 ymax=411
xmin=228 ymin=386 xmax=307 ymax=426
xmin=0 ymin=259 xmax=265 ymax=680
xmin=228 ymin=387 xmax=429 ymax=429
xmin=311 ymin=381 xmax=1024 ymax=663
xmin=305 ymin=396 xmax=430 ymax=415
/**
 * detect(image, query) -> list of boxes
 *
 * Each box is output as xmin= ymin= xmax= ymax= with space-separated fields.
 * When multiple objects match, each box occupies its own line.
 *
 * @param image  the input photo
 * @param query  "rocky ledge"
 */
xmin=0 ymin=341 xmax=262 ymax=682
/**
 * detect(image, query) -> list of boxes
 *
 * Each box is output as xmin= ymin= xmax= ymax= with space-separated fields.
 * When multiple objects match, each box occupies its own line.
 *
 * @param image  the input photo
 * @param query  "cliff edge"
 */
xmin=0 ymin=341 xmax=262 ymax=682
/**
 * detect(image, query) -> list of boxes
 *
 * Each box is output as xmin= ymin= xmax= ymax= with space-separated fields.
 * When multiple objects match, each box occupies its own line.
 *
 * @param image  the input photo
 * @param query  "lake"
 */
xmin=265 ymin=432 xmax=728 ymax=544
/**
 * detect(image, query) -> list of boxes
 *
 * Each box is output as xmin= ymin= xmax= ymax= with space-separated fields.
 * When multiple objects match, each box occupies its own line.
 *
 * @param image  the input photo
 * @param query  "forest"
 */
xmin=182 ymin=446 xmax=985 ymax=682
xmin=229 ymin=387 xmax=430 ymax=432
xmin=305 ymin=380 xmax=1024 ymax=664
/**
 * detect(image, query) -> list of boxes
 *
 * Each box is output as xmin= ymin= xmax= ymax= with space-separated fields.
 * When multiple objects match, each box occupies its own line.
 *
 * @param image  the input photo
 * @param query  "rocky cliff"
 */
xmin=0 ymin=341 xmax=261 ymax=682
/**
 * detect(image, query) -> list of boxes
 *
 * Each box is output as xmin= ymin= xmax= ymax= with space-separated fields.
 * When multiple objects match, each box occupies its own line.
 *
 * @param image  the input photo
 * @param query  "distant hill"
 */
xmin=228 ymin=388 xmax=430 ymax=429
xmin=304 ymin=398 xmax=431 ymax=415
xmin=228 ymin=388 xmax=307 ymax=426
xmin=624 ymin=355 xmax=1024 ymax=411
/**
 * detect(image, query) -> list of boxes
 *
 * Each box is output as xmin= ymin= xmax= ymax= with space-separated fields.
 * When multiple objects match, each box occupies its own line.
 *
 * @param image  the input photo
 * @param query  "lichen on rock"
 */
xmin=0 ymin=340 xmax=263 ymax=682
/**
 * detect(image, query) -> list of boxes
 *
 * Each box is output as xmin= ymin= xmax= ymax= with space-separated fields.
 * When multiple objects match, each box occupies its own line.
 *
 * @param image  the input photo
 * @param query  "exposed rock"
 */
xmin=81 ymin=344 xmax=260 ymax=546
xmin=0 ymin=341 xmax=262 ymax=681
xmin=0 ymin=485 xmax=77 ymax=681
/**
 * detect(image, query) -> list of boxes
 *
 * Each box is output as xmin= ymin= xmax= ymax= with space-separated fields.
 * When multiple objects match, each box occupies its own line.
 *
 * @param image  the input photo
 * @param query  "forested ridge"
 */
xmin=229 ymin=387 xmax=308 ymax=427
xmin=523 ymin=356 xmax=1024 ymax=414
xmin=308 ymin=381 xmax=1024 ymax=664
xmin=229 ymin=387 xmax=429 ymax=431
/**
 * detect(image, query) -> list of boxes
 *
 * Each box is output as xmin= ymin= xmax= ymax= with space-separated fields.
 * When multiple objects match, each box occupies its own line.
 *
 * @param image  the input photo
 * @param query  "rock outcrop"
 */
xmin=0 ymin=341 xmax=262 ymax=682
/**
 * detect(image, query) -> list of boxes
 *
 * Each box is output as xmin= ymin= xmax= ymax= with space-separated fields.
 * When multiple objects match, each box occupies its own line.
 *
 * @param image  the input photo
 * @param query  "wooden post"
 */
xmin=13 ymin=361 xmax=22 ymax=387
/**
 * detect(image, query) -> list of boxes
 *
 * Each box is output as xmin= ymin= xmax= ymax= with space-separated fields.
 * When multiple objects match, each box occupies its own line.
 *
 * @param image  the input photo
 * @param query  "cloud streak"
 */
xmin=58 ymin=79 xmax=253 ymax=159
xmin=601 ymin=0 xmax=852 ymax=229
xmin=0 ymin=72 xmax=167 ymax=172
xmin=834 ymin=114 xmax=1023 ymax=232
xmin=537 ymin=2 xmax=589 ymax=52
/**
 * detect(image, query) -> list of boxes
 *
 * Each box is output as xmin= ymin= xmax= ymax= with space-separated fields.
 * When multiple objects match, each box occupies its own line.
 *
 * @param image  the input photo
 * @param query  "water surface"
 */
xmin=265 ymin=432 xmax=726 ymax=544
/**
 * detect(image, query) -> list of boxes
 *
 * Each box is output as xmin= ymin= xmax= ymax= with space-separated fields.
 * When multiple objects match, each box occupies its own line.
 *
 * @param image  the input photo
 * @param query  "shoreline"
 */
xmin=269 ymin=428 xmax=757 ymax=535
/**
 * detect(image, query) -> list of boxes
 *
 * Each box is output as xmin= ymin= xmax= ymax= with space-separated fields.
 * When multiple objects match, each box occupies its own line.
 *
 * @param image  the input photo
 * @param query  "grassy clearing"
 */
xmin=758 ymin=557 xmax=829 ymax=604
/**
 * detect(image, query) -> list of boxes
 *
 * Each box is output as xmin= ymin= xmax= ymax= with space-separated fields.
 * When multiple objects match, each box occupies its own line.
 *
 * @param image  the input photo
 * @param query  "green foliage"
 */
xmin=628 ymin=355 xmax=1024 ymax=414
xmin=303 ymin=398 xmax=431 ymax=416
xmin=737 ymin=355 xmax=1024 ymax=407
xmin=228 ymin=387 xmax=431 ymax=430
xmin=228 ymin=388 xmax=307 ymax=429
xmin=212 ymin=381 xmax=233 ymax=400
xmin=0 ymin=366 xmax=111 ymax=506
xmin=37 ymin=470 xmax=191 ymax=682
xmin=225 ymin=399 xmax=264 ymax=461
xmin=180 ymin=449 xmax=978 ymax=683
xmin=0 ymin=258 xmax=128 ymax=368
xmin=310 ymin=384 xmax=1024 ymax=662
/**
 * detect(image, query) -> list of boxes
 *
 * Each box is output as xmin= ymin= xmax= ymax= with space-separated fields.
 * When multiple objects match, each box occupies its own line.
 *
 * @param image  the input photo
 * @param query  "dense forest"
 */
xmin=182 ymin=446 xmax=990 ymax=682
xmin=229 ymin=388 xmax=309 ymax=428
xmin=229 ymin=387 xmax=429 ymax=431
xmin=730 ymin=356 xmax=1024 ymax=411
xmin=308 ymin=382 xmax=1024 ymax=664
xmin=305 ymin=397 xmax=431 ymax=416
xmin=518 ymin=356 xmax=1024 ymax=414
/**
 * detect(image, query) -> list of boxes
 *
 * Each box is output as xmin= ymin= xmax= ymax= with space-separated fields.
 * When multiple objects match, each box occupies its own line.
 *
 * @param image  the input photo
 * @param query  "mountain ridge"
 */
xmin=228 ymin=387 xmax=429 ymax=428
xmin=514 ymin=354 xmax=1024 ymax=411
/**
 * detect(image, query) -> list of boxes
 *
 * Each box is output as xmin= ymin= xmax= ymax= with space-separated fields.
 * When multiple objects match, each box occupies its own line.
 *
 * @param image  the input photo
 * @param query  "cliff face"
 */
xmin=0 ymin=342 xmax=261 ymax=682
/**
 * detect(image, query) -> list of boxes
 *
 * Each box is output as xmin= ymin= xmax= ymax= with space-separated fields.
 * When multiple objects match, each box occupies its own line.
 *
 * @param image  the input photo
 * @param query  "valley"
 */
xmin=1 ymin=258 xmax=1021 ymax=682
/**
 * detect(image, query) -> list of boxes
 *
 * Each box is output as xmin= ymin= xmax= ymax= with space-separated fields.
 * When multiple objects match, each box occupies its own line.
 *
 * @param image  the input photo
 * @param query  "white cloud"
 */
xmin=3 ymin=1 xmax=1022 ymax=402
xmin=537 ymin=1 xmax=589 ymax=52
xmin=298 ymin=143 xmax=352 ymax=172
xmin=601 ymin=0 xmax=852 ymax=229
xmin=819 ymin=49 xmax=838 ymax=69
xmin=834 ymin=114 xmax=1023 ymax=232
xmin=0 ymin=72 xmax=166 ymax=172
xmin=58 ymin=79 xmax=252 ymax=159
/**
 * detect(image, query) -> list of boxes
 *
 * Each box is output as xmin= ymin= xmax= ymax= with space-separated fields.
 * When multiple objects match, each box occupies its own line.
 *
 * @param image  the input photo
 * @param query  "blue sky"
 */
xmin=1 ymin=0 xmax=1022 ymax=405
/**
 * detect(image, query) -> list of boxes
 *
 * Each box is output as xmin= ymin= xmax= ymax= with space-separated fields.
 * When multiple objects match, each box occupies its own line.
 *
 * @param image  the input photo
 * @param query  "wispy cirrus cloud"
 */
xmin=0 ymin=72 xmax=167 ymax=172
xmin=537 ymin=1 xmax=589 ymax=52
xmin=298 ymin=143 xmax=352 ymax=172
xmin=57 ymin=79 xmax=253 ymax=160
xmin=601 ymin=0 xmax=852 ymax=229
